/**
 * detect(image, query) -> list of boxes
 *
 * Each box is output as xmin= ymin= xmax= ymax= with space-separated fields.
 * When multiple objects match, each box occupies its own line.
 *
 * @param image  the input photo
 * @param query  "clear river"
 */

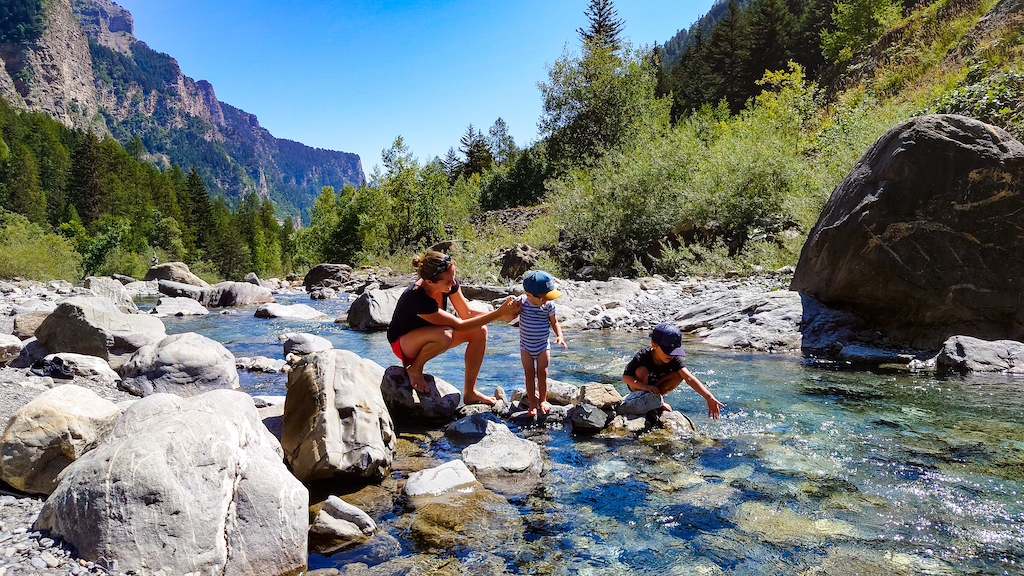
xmin=150 ymin=293 xmax=1023 ymax=575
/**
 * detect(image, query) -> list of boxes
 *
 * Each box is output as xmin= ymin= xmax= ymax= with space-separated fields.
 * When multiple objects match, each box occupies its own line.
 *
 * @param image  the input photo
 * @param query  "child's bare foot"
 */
xmin=526 ymin=406 xmax=537 ymax=417
xmin=464 ymin=389 xmax=497 ymax=405
xmin=539 ymin=401 xmax=552 ymax=415
xmin=406 ymin=367 xmax=430 ymax=393
xmin=660 ymin=402 xmax=673 ymax=411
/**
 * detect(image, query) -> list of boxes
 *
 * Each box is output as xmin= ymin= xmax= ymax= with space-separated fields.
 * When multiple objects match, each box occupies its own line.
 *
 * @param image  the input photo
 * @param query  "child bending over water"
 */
xmin=622 ymin=323 xmax=724 ymax=419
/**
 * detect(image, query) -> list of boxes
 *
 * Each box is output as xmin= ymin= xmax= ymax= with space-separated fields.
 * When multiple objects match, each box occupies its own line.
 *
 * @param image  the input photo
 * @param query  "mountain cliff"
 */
xmin=0 ymin=0 xmax=363 ymax=221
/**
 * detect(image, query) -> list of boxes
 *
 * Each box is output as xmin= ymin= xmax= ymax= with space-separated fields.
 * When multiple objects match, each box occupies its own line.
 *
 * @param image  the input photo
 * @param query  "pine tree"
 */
xmin=578 ymin=0 xmax=625 ymax=53
xmin=747 ymin=0 xmax=798 ymax=82
xmin=705 ymin=1 xmax=752 ymax=112
xmin=68 ymin=130 xmax=104 ymax=224
xmin=185 ymin=166 xmax=213 ymax=253
xmin=459 ymin=125 xmax=493 ymax=177
xmin=487 ymin=118 xmax=517 ymax=166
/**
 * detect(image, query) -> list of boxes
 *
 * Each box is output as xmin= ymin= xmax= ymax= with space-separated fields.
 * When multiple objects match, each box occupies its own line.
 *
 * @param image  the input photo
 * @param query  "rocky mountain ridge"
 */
xmin=0 ymin=0 xmax=363 ymax=221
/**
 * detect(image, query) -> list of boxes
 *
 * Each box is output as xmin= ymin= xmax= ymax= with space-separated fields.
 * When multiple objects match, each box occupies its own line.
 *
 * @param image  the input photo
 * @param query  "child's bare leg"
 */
xmin=520 ymin=349 xmax=538 ymax=416
xmin=536 ymin=349 xmax=552 ymax=414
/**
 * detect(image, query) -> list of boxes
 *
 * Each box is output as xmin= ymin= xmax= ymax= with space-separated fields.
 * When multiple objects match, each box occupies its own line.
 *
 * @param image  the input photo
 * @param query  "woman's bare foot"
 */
xmin=539 ymin=401 xmax=552 ymax=415
xmin=406 ymin=367 xmax=430 ymax=393
xmin=463 ymin=389 xmax=497 ymax=405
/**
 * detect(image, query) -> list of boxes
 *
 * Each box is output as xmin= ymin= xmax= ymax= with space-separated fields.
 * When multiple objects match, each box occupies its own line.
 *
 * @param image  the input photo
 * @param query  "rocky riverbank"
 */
xmin=1 ymin=263 xmax=1021 ymax=576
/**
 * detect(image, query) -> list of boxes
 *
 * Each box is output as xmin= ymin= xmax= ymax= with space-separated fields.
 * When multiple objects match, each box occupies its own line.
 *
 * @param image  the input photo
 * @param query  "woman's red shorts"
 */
xmin=390 ymin=339 xmax=408 ymax=366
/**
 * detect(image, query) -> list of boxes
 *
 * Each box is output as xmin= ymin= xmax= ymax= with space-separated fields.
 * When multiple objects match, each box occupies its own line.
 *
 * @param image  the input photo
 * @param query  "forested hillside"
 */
xmin=1 ymin=0 xmax=1021 ymax=284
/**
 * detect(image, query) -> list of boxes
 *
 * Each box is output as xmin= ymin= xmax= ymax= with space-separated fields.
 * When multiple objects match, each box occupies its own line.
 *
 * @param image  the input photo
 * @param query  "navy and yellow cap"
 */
xmin=523 ymin=270 xmax=562 ymax=300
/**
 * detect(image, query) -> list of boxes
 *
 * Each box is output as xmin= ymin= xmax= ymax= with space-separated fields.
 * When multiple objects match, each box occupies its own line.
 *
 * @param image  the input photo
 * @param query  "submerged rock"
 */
xmin=461 ymin=422 xmax=542 ymax=496
xmin=309 ymin=495 xmax=377 ymax=556
xmin=401 ymin=460 xmax=521 ymax=552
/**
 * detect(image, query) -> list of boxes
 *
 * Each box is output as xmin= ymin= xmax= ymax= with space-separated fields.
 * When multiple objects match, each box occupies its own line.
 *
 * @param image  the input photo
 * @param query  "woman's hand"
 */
xmin=497 ymin=296 xmax=521 ymax=319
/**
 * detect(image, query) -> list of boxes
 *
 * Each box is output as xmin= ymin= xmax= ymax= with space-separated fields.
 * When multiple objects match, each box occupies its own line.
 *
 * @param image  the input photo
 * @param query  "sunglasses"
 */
xmin=430 ymin=254 xmax=452 ymax=280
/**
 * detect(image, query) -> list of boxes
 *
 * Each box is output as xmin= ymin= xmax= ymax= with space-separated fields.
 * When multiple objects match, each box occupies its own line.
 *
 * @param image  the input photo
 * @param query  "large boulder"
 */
xmin=792 ymin=114 xmax=1024 ymax=346
xmin=381 ymin=366 xmax=461 ymax=424
xmin=461 ymin=422 xmax=542 ymax=496
xmin=142 ymin=262 xmax=208 ymax=287
xmin=34 ymin=390 xmax=308 ymax=576
xmin=34 ymin=297 xmax=166 ymax=368
xmin=211 ymin=281 xmax=275 ymax=307
xmin=347 ymin=286 xmax=405 ymax=332
xmin=143 ymin=262 xmax=210 ymax=287
xmin=304 ymin=263 xmax=353 ymax=291
xmin=935 ymin=335 xmax=1024 ymax=373
xmin=576 ymin=382 xmax=622 ymax=410
xmin=118 ymin=332 xmax=239 ymax=397
xmin=83 ymin=276 xmax=138 ymax=314
xmin=0 ymin=385 xmax=121 ymax=495
xmin=282 ymin=350 xmax=396 ymax=482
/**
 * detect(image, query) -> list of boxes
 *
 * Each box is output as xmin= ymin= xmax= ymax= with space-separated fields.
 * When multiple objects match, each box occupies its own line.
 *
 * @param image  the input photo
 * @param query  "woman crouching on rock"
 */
xmin=386 ymin=251 xmax=520 ymax=404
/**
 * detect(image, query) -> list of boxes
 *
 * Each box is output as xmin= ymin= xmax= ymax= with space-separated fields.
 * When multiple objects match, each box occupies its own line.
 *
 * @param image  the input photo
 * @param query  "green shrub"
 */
xmin=0 ymin=211 xmax=82 ymax=281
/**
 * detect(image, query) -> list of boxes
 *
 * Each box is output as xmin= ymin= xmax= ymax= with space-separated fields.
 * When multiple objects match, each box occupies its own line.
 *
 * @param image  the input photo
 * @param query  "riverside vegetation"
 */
xmin=2 ymin=0 xmax=1022 ymax=285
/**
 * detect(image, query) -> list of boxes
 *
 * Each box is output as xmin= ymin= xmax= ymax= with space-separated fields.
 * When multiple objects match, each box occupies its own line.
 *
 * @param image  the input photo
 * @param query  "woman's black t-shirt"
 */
xmin=386 ymin=279 xmax=460 ymax=343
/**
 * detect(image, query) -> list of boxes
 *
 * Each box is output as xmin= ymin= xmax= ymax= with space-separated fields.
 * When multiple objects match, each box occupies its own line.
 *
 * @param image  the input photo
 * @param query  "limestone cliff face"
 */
xmin=70 ymin=0 xmax=133 ymax=55
xmin=0 ymin=0 xmax=100 ymax=130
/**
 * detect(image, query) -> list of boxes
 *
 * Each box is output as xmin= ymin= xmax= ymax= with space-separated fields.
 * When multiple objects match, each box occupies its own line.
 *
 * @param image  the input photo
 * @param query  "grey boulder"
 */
xmin=569 ymin=403 xmax=609 ymax=432
xmin=309 ymin=495 xmax=377 ymax=555
xmin=936 ymin=335 xmax=1024 ymax=373
xmin=150 ymin=296 xmax=209 ymax=317
xmin=34 ymin=390 xmax=308 ymax=576
xmin=281 ymin=332 xmax=333 ymax=355
xmin=0 ymin=385 xmax=121 ymax=495
xmin=34 ymin=297 xmax=166 ymax=369
xmin=255 ymin=302 xmax=325 ymax=320
xmin=461 ymin=422 xmax=542 ymax=496
xmin=347 ymin=286 xmax=405 ymax=332
xmin=118 ymin=332 xmax=239 ymax=397
xmin=282 ymin=350 xmax=395 ymax=482
xmin=83 ymin=276 xmax=138 ymax=314
xmin=618 ymin=390 xmax=664 ymax=415
xmin=0 ymin=334 xmax=23 ymax=364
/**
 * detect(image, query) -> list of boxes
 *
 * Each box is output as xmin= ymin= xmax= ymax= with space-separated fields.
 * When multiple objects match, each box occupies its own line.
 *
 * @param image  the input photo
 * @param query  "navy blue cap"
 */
xmin=651 ymin=323 xmax=686 ymax=357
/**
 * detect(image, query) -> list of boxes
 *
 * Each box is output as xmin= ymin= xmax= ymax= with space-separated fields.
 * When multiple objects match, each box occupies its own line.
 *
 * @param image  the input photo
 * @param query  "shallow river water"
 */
xmin=155 ymin=294 xmax=1023 ymax=575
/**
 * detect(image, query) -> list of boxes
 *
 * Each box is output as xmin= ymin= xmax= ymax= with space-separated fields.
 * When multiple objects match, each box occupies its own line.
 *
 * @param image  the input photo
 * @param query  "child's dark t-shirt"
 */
xmin=386 ymin=280 xmax=460 ymax=343
xmin=624 ymin=346 xmax=685 ymax=385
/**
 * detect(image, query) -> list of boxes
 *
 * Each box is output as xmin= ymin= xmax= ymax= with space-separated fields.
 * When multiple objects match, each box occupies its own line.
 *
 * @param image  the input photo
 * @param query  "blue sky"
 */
xmin=114 ymin=1 xmax=715 ymax=175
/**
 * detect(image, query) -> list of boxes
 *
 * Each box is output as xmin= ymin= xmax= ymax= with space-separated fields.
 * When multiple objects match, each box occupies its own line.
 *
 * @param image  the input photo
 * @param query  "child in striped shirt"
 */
xmin=517 ymin=270 xmax=566 ymax=416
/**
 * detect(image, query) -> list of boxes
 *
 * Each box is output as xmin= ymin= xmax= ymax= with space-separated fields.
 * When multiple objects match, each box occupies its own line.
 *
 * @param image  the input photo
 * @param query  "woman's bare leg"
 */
xmin=452 ymin=325 xmax=495 ymax=404
xmin=399 ymin=326 xmax=454 ymax=392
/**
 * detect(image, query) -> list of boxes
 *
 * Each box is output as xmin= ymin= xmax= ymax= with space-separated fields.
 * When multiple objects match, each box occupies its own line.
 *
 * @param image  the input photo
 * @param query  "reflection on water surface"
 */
xmin=157 ymin=294 xmax=1024 ymax=575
